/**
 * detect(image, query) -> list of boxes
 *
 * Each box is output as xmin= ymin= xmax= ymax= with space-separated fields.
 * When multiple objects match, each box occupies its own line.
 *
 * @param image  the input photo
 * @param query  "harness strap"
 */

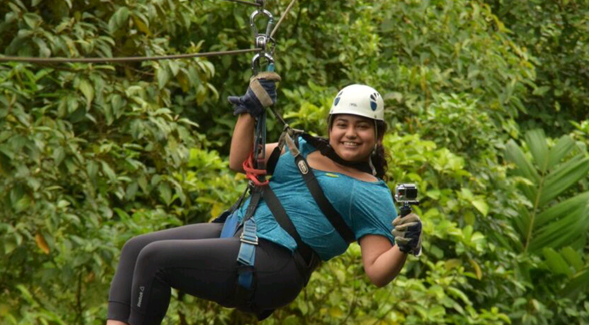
xmin=234 ymin=188 xmax=263 ymax=304
xmin=262 ymin=187 xmax=319 ymax=283
xmin=236 ymin=218 xmax=257 ymax=289
xmin=267 ymin=127 xmax=304 ymax=175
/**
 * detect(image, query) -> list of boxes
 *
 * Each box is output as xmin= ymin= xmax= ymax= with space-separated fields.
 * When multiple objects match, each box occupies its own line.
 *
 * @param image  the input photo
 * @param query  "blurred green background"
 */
xmin=1 ymin=0 xmax=588 ymax=324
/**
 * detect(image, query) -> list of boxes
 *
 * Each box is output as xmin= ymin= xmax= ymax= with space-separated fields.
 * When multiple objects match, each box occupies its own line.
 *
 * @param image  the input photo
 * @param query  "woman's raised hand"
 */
xmin=228 ymin=72 xmax=281 ymax=118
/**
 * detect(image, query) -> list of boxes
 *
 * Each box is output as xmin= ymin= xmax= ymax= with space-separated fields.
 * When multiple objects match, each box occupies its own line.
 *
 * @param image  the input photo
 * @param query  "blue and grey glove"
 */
xmin=392 ymin=213 xmax=422 ymax=256
xmin=228 ymin=71 xmax=282 ymax=118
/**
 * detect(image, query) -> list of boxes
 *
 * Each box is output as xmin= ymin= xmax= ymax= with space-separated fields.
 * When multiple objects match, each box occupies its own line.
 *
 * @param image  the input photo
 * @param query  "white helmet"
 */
xmin=329 ymin=84 xmax=384 ymax=121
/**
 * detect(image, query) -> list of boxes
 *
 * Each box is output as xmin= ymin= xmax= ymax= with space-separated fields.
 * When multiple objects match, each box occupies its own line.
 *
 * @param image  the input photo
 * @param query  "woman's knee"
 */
xmin=134 ymin=241 xmax=171 ymax=270
xmin=120 ymin=234 xmax=155 ymax=260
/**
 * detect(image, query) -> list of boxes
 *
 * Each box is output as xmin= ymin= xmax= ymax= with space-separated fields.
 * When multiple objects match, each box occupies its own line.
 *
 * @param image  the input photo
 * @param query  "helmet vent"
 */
xmin=369 ymin=92 xmax=380 ymax=111
xmin=334 ymin=91 xmax=343 ymax=106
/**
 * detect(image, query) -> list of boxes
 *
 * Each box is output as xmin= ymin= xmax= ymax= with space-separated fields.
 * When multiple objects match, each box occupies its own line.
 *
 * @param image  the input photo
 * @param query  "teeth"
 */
xmin=343 ymin=142 xmax=358 ymax=146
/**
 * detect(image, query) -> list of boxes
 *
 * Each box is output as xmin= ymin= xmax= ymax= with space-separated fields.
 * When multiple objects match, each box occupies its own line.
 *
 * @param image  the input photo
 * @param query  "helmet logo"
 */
xmin=369 ymin=93 xmax=380 ymax=111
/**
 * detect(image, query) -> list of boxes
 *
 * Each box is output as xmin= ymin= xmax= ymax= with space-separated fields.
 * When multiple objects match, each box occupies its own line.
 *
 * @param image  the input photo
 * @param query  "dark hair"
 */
xmin=328 ymin=116 xmax=389 ymax=180
xmin=373 ymin=120 xmax=389 ymax=180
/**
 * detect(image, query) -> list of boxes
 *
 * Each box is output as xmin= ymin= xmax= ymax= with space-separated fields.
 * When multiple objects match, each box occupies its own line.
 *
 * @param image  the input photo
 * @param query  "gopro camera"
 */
xmin=394 ymin=183 xmax=419 ymax=218
xmin=394 ymin=184 xmax=418 ymax=204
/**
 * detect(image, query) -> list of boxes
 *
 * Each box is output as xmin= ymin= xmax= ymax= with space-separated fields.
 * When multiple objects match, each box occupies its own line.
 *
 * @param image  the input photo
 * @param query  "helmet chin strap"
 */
xmin=302 ymin=134 xmax=374 ymax=175
xmin=324 ymin=143 xmax=374 ymax=175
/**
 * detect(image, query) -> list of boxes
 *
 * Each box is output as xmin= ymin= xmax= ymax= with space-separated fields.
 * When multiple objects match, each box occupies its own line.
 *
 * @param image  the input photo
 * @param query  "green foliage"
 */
xmin=485 ymin=0 xmax=589 ymax=134
xmin=505 ymin=129 xmax=589 ymax=254
xmin=504 ymin=129 xmax=589 ymax=323
xmin=1 ymin=0 xmax=589 ymax=324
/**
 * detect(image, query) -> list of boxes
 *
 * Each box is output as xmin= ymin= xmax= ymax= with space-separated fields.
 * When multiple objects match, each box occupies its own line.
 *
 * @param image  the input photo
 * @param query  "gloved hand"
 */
xmin=228 ymin=71 xmax=281 ymax=118
xmin=392 ymin=213 xmax=422 ymax=255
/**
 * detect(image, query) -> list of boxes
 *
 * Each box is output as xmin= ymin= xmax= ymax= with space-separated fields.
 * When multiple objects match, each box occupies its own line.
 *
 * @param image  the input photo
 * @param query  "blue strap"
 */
xmin=237 ymin=218 xmax=258 ymax=289
xmin=220 ymin=212 xmax=239 ymax=238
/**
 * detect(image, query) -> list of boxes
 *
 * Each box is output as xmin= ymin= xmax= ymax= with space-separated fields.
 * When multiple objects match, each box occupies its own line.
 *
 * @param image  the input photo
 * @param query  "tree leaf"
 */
xmin=108 ymin=7 xmax=129 ymax=33
xmin=543 ymin=247 xmax=572 ymax=276
xmin=530 ymin=207 xmax=589 ymax=252
xmin=100 ymin=161 xmax=117 ymax=183
xmin=505 ymin=139 xmax=540 ymax=183
xmin=547 ymin=136 xmax=575 ymax=170
xmin=35 ymin=232 xmax=50 ymax=254
xmin=540 ymin=156 xmax=589 ymax=205
xmin=535 ymin=192 xmax=589 ymax=228
xmin=472 ymin=198 xmax=489 ymax=216
xmin=159 ymin=182 xmax=172 ymax=206
xmin=132 ymin=15 xmax=151 ymax=35
xmin=78 ymin=79 xmax=94 ymax=109
xmin=560 ymin=247 xmax=584 ymax=272
xmin=525 ymin=129 xmax=549 ymax=173
xmin=23 ymin=13 xmax=41 ymax=29
xmin=157 ymin=67 xmax=170 ymax=90
xmin=562 ymin=269 xmax=589 ymax=298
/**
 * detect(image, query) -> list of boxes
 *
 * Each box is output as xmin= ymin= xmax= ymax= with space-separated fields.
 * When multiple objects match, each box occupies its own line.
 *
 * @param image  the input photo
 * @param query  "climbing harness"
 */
xmin=216 ymin=2 xmax=361 ymax=319
xmin=230 ymin=3 xmax=276 ymax=308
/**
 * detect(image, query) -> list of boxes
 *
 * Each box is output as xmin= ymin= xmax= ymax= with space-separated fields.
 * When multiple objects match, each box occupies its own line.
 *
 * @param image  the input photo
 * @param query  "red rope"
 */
xmin=243 ymin=152 xmax=269 ymax=186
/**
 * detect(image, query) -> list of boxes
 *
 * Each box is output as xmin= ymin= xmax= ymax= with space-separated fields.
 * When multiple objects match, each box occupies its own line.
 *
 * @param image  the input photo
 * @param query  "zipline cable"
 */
xmin=0 ymin=48 xmax=261 ymax=64
xmin=269 ymin=0 xmax=297 ymax=39
xmin=223 ymin=0 xmax=261 ymax=7
xmin=0 ymin=0 xmax=296 ymax=65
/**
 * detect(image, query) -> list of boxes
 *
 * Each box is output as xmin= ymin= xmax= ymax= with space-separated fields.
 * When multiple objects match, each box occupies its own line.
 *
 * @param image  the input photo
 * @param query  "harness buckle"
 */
xmin=240 ymin=220 xmax=259 ymax=245
xmin=240 ymin=234 xmax=259 ymax=246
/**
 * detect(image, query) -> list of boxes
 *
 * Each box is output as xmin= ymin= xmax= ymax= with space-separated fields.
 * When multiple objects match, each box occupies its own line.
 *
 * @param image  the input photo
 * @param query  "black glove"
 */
xmin=228 ymin=71 xmax=281 ymax=118
xmin=392 ymin=213 xmax=422 ymax=255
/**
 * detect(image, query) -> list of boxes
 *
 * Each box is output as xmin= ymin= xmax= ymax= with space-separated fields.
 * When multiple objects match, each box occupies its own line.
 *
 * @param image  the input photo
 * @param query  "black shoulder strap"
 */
xmin=294 ymin=154 xmax=356 ymax=244
xmin=266 ymin=146 xmax=282 ymax=175
xmin=266 ymin=132 xmax=356 ymax=244
xmin=262 ymin=188 xmax=317 ymax=265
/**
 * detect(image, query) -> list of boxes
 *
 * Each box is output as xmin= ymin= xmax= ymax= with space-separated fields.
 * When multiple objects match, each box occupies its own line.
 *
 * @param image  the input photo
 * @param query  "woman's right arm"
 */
xmin=229 ymin=114 xmax=255 ymax=172
xmin=229 ymin=113 xmax=278 ymax=173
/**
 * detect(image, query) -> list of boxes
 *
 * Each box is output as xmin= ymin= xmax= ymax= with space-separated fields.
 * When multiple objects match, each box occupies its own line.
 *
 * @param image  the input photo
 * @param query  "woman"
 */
xmin=106 ymin=76 xmax=423 ymax=325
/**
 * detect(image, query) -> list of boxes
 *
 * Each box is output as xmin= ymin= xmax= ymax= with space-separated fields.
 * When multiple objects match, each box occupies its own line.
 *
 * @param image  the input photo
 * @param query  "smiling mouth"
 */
xmin=342 ymin=141 xmax=360 ymax=147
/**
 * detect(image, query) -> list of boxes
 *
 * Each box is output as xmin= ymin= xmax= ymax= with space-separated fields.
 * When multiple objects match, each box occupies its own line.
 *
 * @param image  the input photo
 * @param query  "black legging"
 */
xmin=107 ymin=223 xmax=305 ymax=325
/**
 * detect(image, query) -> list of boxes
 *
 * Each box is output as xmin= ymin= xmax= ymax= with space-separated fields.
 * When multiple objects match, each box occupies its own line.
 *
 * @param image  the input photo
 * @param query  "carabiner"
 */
xmin=250 ymin=9 xmax=274 ymax=41
xmin=251 ymin=52 xmax=274 ymax=74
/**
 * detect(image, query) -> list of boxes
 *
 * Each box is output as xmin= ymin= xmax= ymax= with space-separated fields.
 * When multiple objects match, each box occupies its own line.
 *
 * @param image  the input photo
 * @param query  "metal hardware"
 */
xmin=250 ymin=9 xmax=274 ymax=42
xmin=251 ymin=52 xmax=275 ymax=74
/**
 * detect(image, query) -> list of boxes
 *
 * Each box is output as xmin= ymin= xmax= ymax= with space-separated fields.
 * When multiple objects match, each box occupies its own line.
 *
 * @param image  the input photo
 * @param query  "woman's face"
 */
xmin=328 ymin=114 xmax=377 ymax=163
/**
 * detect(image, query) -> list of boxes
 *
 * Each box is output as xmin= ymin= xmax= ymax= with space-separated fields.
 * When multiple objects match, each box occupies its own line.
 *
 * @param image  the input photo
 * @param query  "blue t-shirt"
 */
xmin=235 ymin=136 xmax=397 ymax=261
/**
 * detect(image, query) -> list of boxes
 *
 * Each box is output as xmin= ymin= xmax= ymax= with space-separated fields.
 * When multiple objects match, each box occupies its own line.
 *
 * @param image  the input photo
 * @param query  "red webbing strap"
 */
xmin=243 ymin=152 xmax=269 ymax=186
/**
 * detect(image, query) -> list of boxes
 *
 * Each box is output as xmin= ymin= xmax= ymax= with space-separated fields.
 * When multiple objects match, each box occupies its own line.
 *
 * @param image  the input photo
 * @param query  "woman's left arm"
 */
xmin=359 ymin=235 xmax=407 ymax=287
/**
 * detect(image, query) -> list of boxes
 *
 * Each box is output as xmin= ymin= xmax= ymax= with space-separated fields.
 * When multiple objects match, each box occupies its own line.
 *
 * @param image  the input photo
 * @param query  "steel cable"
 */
xmin=0 ymin=48 xmax=262 ymax=64
xmin=222 ymin=0 xmax=261 ymax=6
xmin=269 ymin=0 xmax=297 ymax=38
xmin=0 ymin=0 xmax=295 ymax=65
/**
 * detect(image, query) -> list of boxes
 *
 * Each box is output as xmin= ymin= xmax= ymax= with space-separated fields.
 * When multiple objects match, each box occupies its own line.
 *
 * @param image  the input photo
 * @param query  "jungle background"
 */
xmin=1 ymin=0 xmax=589 ymax=324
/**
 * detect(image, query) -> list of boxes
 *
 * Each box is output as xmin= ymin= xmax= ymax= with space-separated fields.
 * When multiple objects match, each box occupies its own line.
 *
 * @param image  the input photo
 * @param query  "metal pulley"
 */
xmin=250 ymin=8 xmax=275 ymax=74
